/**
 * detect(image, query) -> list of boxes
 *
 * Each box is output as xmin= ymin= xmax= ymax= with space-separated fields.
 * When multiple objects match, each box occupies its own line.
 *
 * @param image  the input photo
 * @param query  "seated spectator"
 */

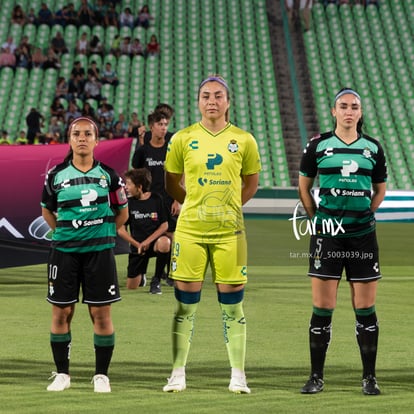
xmin=97 ymin=116 xmax=110 ymax=139
xmin=96 ymin=102 xmax=114 ymax=127
xmin=93 ymin=0 xmax=107 ymax=26
xmin=0 ymin=48 xmax=16 ymax=68
xmin=130 ymin=38 xmax=144 ymax=57
xmin=112 ymin=121 xmax=129 ymax=139
xmin=97 ymin=101 xmax=115 ymax=138
xmin=135 ymin=4 xmax=153 ymax=29
xmin=47 ymin=133 xmax=62 ymax=145
xmin=113 ymin=113 xmax=129 ymax=135
xmin=50 ymin=97 xmax=65 ymax=122
xmin=146 ymin=34 xmax=160 ymax=57
xmin=64 ymin=100 xmax=81 ymax=124
xmin=36 ymin=3 xmax=54 ymax=27
xmin=26 ymin=8 xmax=36 ymax=25
xmin=87 ymin=60 xmax=101 ymax=81
xmin=31 ymin=47 xmax=47 ymax=68
xmin=15 ymin=35 xmax=33 ymax=69
xmin=51 ymin=31 xmax=68 ymax=55
xmin=82 ymin=100 xmax=97 ymax=119
xmin=119 ymin=7 xmax=135 ymax=29
xmin=15 ymin=130 xmax=29 ymax=145
xmin=105 ymin=4 xmax=119 ymax=28
xmin=54 ymin=5 xmax=69 ymax=27
xmin=83 ymin=76 xmax=103 ymax=103
xmin=43 ymin=47 xmax=61 ymax=69
xmin=120 ymin=36 xmax=132 ymax=56
xmin=45 ymin=116 xmax=64 ymax=143
xmin=0 ymin=130 xmax=12 ymax=145
xmin=99 ymin=96 xmax=114 ymax=112
xmin=55 ymin=76 xmax=69 ymax=100
xmin=2 ymin=37 xmax=17 ymax=55
xmin=75 ymin=31 xmax=89 ymax=55
xmin=68 ymin=60 xmax=86 ymax=100
xmin=65 ymin=3 xmax=78 ymax=26
xmin=109 ymin=34 xmax=121 ymax=57
xmin=77 ymin=0 xmax=94 ymax=27
xmin=128 ymin=112 xmax=145 ymax=139
xmin=11 ymin=4 xmax=26 ymax=26
xmin=101 ymin=62 xmax=119 ymax=87
xmin=89 ymin=35 xmax=104 ymax=56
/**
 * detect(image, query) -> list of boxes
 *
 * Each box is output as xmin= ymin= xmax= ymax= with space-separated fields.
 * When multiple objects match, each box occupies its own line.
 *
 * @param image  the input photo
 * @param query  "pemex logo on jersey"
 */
xmin=80 ymin=189 xmax=99 ymax=206
xmin=206 ymin=153 xmax=223 ymax=170
xmin=198 ymin=153 xmax=231 ymax=187
xmin=340 ymin=160 xmax=359 ymax=177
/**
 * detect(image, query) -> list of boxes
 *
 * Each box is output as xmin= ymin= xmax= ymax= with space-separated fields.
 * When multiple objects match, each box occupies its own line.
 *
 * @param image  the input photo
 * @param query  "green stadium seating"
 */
xmin=0 ymin=0 xmax=342 ymax=188
xmin=305 ymin=1 xmax=414 ymax=189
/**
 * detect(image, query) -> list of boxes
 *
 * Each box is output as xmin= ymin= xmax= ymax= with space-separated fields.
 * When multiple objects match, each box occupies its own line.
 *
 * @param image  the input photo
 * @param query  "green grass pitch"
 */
xmin=0 ymin=220 xmax=413 ymax=413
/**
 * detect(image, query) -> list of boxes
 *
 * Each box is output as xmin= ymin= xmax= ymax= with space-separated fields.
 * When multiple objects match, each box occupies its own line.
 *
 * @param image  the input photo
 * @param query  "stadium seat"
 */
xmin=64 ymin=24 xmax=78 ymax=50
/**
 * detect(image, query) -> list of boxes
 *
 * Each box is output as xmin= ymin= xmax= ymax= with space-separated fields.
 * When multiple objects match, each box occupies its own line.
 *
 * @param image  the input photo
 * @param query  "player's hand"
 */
xmin=171 ymin=200 xmax=181 ymax=216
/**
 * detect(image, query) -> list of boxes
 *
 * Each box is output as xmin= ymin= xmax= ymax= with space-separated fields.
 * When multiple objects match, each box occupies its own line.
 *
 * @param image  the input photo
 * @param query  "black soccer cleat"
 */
xmin=362 ymin=375 xmax=381 ymax=395
xmin=301 ymin=374 xmax=324 ymax=394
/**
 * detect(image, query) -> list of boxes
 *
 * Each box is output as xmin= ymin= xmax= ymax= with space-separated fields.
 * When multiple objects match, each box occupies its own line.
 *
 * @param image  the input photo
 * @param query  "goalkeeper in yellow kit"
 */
xmin=163 ymin=75 xmax=261 ymax=393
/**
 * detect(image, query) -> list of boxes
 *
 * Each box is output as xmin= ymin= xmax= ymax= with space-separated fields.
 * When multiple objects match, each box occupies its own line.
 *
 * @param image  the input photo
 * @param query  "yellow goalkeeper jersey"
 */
xmin=165 ymin=122 xmax=261 ymax=241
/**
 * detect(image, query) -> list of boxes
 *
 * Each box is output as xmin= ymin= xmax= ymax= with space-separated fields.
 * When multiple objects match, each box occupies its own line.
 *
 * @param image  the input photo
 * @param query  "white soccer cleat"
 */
xmin=229 ymin=376 xmax=251 ymax=394
xmin=47 ymin=372 xmax=71 ymax=391
xmin=92 ymin=374 xmax=111 ymax=393
xmin=163 ymin=375 xmax=186 ymax=392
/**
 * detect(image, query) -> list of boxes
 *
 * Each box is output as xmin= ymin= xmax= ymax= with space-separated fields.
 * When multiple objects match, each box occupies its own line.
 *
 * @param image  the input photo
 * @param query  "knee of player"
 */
xmin=156 ymin=236 xmax=171 ymax=253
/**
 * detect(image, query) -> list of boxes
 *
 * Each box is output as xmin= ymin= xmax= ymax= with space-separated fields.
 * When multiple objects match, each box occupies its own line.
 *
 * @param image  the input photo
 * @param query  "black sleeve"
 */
xmin=131 ymin=146 xmax=146 ymax=168
xmin=372 ymin=141 xmax=388 ymax=184
xmin=299 ymin=138 xmax=318 ymax=178
xmin=41 ymin=167 xmax=58 ymax=212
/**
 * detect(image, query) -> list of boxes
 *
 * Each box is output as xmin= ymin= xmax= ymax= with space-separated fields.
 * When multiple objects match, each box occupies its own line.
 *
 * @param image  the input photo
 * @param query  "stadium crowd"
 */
xmin=0 ymin=1 xmax=161 ymax=144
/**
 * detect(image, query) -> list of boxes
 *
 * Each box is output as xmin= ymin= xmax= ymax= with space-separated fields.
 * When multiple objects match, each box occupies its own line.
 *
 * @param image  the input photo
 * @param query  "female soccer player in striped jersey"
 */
xmin=41 ymin=117 xmax=128 ymax=393
xmin=299 ymin=88 xmax=387 ymax=395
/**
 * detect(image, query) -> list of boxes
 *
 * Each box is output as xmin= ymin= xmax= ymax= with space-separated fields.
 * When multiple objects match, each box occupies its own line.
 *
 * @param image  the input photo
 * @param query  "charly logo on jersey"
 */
xmin=189 ymin=140 xmax=199 ymax=150
xmin=72 ymin=218 xmax=104 ymax=229
xmin=61 ymin=179 xmax=71 ymax=188
xmin=228 ymin=140 xmax=239 ymax=153
xmin=324 ymin=147 xmax=334 ymax=156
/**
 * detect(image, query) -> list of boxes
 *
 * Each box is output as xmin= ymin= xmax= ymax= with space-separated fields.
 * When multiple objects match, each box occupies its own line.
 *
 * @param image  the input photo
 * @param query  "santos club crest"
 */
xmin=228 ymin=140 xmax=239 ymax=153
